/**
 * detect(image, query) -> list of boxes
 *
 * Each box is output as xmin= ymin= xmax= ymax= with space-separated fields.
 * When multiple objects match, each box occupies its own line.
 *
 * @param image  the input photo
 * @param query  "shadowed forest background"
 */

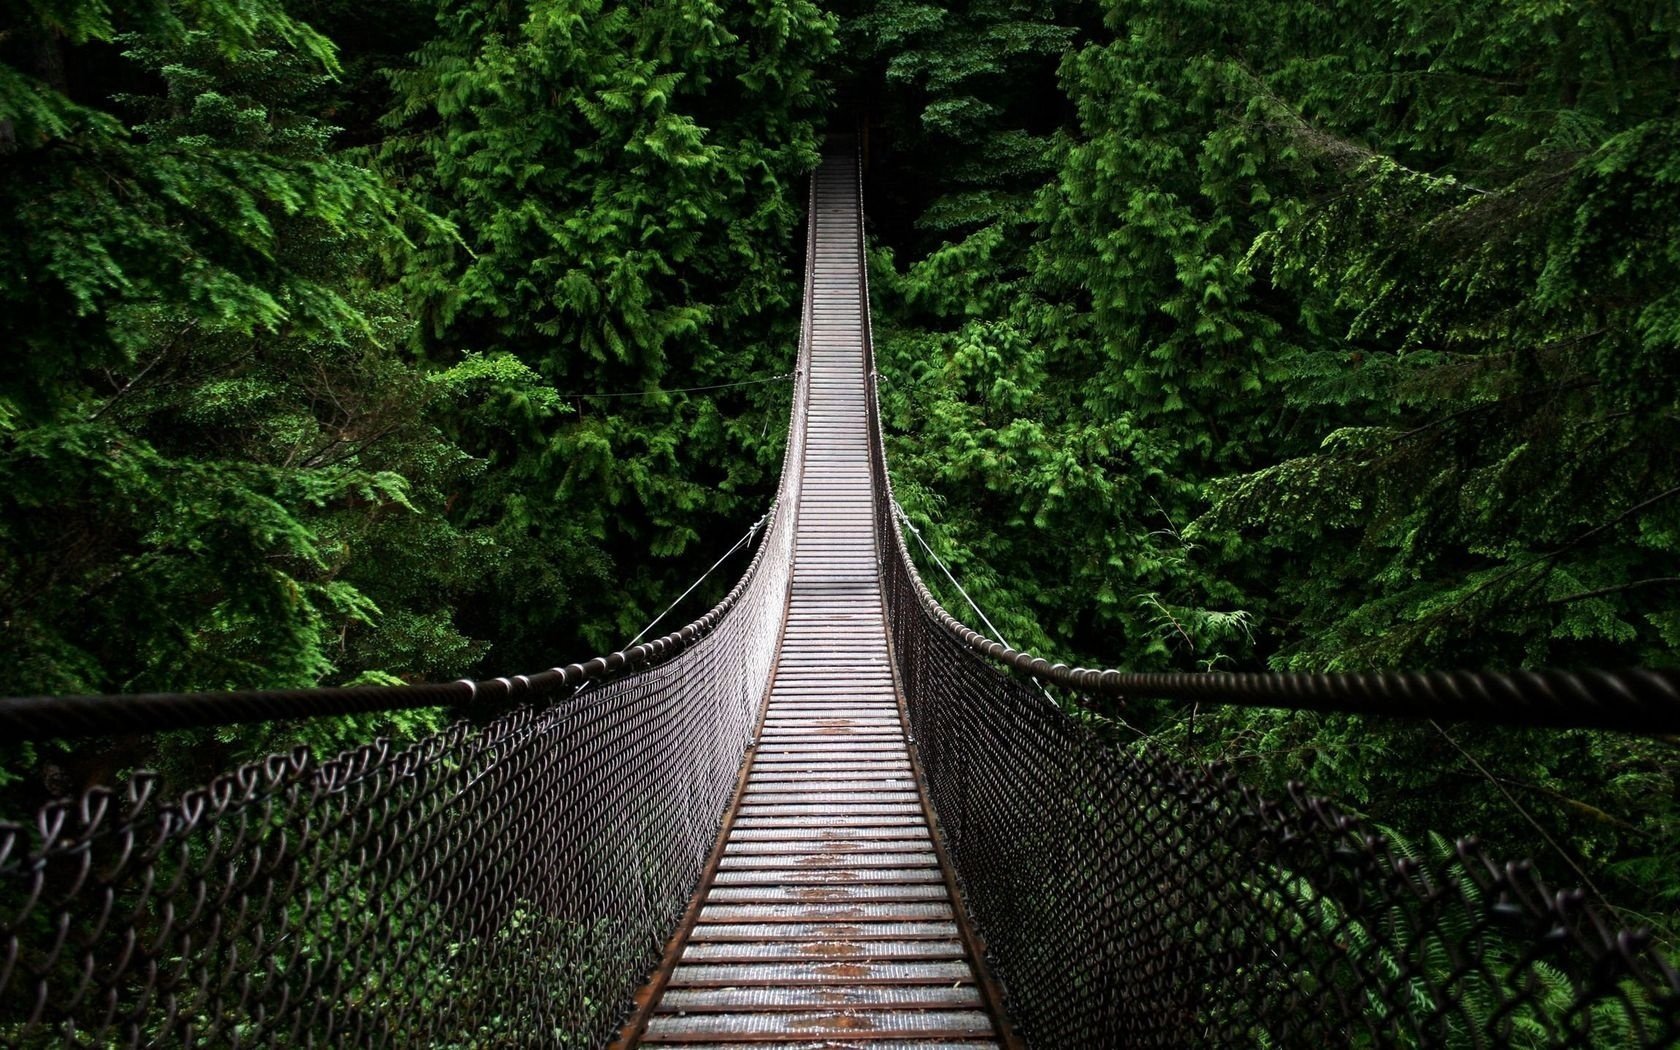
xmin=2 ymin=0 xmax=1677 ymax=946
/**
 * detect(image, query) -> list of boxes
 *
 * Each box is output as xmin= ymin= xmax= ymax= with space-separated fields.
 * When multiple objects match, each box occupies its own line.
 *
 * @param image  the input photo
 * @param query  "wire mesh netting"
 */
xmin=879 ymin=568 xmax=1680 ymax=1046
xmin=0 ymin=202 xmax=818 ymax=1049
xmin=867 ymin=374 xmax=1680 ymax=1050
xmin=848 ymin=136 xmax=1680 ymax=1045
xmin=0 ymin=461 xmax=803 ymax=1048
xmin=0 ymin=646 xmax=774 ymax=1047
xmin=5 ymin=145 xmax=1680 ymax=1050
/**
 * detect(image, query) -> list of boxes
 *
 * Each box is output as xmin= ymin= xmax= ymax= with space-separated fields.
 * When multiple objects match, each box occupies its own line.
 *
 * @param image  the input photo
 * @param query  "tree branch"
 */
xmin=1549 ymin=577 xmax=1680 ymax=605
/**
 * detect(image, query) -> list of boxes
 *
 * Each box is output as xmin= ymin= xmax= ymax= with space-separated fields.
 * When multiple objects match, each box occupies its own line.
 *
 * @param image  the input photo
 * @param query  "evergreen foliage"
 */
xmin=386 ymin=0 xmax=835 ymax=661
xmin=0 ymin=2 xmax=469 ymax=705
xmin=0 ymin=0 xmax=1673 ymax=963
xmin=858 ymin=0 xmax=1680 ymax=935
xmin=0 ymin=0 xmax=833 ymax=796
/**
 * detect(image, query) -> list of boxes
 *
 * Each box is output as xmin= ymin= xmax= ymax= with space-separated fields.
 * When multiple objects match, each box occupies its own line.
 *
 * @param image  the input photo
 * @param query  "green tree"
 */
xmin=834 ymin=0 xmax=1090 ymax=249
xmin=855 ymin=0 xmax=1680 ymax=931
xmin=386 ymin=0 xmax=836 ymax=662
xmin=0 ymin=3 xmax=486 ymax=779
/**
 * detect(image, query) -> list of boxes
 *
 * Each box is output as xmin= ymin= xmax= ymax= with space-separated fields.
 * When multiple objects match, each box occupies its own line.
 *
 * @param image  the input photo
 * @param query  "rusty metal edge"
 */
xmin=666 ymin=975 xmax=978 ymax=989
xmin=882 ymin=634 xmax=1029 ymax=1050
xmin=609 ymin=508 xmax=797 ymax=1048
xmin=606 ymin=620 xmax=787 ymax=1050
xmin=847 ymin=132 xmax=1028 ymax=1050
xmin=641 ymin=1028 xmax=999 ymax=1045
xmin=607 ymin=156 xmax=818 ymax=1050
xmin=641 ymin=1000 xmax=980 ymax=1014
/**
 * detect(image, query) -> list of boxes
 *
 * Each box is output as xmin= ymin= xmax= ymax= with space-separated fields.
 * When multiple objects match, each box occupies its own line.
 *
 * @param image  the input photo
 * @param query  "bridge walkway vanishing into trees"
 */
xmin=2 ymin=141 xmax=1680 ymax=1049
xmin=608 ymin=153 xmax=1008 ymax=1048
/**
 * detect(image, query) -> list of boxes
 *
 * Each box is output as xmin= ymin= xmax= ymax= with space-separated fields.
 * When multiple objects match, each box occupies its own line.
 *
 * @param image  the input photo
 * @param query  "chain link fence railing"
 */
xmin=0 ymin=162 xmax=819 ymax=1050
xmin=876 ymin=574 xmax=1680 ymax=1046
xmin=852 ymin=142 xmax=1680 ymax=1047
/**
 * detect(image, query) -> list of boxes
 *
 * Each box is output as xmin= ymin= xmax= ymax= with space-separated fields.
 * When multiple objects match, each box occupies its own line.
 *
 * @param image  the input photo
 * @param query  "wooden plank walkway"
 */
xmin=622 ymin=153 xmax=1007 ymax=1047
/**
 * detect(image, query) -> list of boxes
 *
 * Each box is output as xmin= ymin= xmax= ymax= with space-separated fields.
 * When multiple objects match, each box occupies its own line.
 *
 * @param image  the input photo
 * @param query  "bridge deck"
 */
xmin=627 ymin=154 xmax=1005 ymax=1047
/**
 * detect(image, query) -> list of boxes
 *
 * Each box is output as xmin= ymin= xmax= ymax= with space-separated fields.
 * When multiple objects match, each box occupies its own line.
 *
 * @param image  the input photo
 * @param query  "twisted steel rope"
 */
xmin=0 ymin=149 xmax=824 ymax=1050
xmin=855 ymin=140 xmax=1680 ymax=1047
xmin=0 ymin=506 xmax=779 ymax=742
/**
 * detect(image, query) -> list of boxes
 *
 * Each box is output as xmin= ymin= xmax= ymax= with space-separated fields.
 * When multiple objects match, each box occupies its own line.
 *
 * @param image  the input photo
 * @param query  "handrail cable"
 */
xmin=855 ymin=138 xmax=1680 ymax=1048
xmin=626 ymin=509 xmax=771 ymax=649
xmin=892 ymin=499 xmax=1015 ymax=649
xmin=869 ymin=379 xmax=1680 ymax=733
xmin=1 ymin=136 xmax=1677 ymax=1050
xmin=0 ymin=436 xmax=793 ymax=741
xmin=893 ymin=498 xmax=1086 ymax=718
xmin=558 ymin=371 xmax=795 ymax=400
xmin=549 ymin=507 xmax=774 ymax=708
xmin=0 ymin=157 xmax=822 ymax=1050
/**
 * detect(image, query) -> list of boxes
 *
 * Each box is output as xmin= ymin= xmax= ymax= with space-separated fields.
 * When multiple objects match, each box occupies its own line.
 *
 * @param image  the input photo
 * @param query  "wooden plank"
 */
xmin=621 ymin=149 xmax=1008 ymax=1050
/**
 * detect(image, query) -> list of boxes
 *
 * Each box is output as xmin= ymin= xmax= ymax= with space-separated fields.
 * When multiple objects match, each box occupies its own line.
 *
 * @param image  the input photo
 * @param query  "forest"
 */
xmin=2 ymin=0 xmax=1677 ymax=973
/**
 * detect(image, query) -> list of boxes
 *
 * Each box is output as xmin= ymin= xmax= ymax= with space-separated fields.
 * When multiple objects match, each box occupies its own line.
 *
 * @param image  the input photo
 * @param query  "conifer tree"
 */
xmin=854 ymin=0 xmax=1680 ymax=926
xmin=0 ymin=2 xmax=478 ymax=724
xmin=387 ymin=0 xmax=836 ymax=661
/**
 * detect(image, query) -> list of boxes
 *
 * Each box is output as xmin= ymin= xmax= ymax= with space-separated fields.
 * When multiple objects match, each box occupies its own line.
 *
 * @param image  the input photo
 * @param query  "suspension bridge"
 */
xmin=2 ymin=141 xmax=1678 ymax=1049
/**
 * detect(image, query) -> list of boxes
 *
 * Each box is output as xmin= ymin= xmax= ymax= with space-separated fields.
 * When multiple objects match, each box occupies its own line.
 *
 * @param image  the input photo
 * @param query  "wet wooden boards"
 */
xmin=631 ymin=154 xmax=1003 ymax=1048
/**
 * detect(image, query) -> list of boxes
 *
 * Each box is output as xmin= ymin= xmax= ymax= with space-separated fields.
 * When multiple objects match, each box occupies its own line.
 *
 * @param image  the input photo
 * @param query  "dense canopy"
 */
xmin=2 ymin=0 xmax=1675 ymax=960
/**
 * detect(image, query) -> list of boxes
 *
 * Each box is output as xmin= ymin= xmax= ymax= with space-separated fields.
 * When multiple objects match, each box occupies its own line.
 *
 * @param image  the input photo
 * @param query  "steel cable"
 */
xmin=856 ymin=134 xmax=1680 ymax=1045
